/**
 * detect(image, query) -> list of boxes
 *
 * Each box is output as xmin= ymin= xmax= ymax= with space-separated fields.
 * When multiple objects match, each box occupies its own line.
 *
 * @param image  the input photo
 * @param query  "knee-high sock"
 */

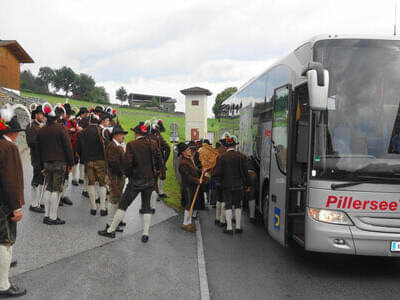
xmin=31 ymin=185 xmax=39 ymax=207
xmin=220 ymin=202 xmax=226 ymax=224
xmin=235 ymin=208 xmax=242 ymax=229
xmin=99 ymin=186 xmax=107 ymax=210
xmin=37 ymin=185 xmax=44 ymax=206
xmin=43 ymin=190 xmax=51 ymax=217
xmin=215 ymin=201 xmax=221 ymax=220
xmin=151 ymin=191 xmax=157 ymax=209
xmin=61 ymin=179 xmax=68 ymax=198
xmin=249 ymin=200 xmax=256 ymax=218
xmin=107 ymin=209 xmax=126 ymax=233
xmin=225 ymin=209 xmax=233 ymax=230
xmin=83 ymin=174 xmax=88 ymax=192
xmin=72 ymin=165 xmax=78 ymax=181
xmin=79 ymin=164 xmax=85 ymax=181
xmin=183 ymin=210 xmax=191 ymax=226
xmin=158 ymin=179 xmax=164 ymax=195
xmin=107 ymin=203 xmax=118 ymax=226
xmin=0 ymin=246 xmax=12 ymax=291
xmin=143 ymin=214 xmax=152 ymax=236
xmin=87 ymin=185 xmax=96 ymax=210
xmin=49 ymin=192 xmax=60 ymax=220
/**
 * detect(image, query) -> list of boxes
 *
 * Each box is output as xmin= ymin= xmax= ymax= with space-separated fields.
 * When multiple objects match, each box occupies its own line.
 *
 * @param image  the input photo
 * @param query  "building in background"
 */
xmin=181 ymin=86 xmax=212 ymax=141
xmin=128 ymin=92 xmax=177 ymax=112
xmin=0 ymin=40 xmax=34 ymax=95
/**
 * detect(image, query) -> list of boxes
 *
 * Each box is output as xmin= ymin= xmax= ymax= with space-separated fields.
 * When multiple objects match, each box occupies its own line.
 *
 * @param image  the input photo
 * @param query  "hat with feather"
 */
xmin=0 ymin=104 xmax=31 ymax=134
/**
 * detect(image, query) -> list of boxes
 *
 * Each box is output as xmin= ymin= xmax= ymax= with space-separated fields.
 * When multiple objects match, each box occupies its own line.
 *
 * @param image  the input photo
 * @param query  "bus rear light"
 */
xmin=308 ymin=208 xmax=353 ymax=225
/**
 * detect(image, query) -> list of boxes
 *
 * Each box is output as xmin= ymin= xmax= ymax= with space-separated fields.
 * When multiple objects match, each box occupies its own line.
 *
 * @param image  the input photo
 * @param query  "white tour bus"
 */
xmin=220 ymin=35 xmax=400 ymax=256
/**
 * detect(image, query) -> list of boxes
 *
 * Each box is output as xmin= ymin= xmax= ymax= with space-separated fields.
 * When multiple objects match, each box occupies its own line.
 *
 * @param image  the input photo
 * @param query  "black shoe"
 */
xmin=98 ymin=229 xmax=115 ymax=238
xmin=107 ymin=190 xmax=110 ymax=195
xmin=142 ymin=235 xmax=149 ymax=243
xmin=61 ymin=197 xmax=73 ymax=206
xmin=29 ymin=205 xmax=44 ymax=213
xmin=159 ymin=193 xmax=168 ymax=198
xmin=235 ymin=228 xmax=243 ymax=234
xmin=71 ymin=180 xmax=79 ymax=186
xmin=0 ymin=284 xmax=27 ymax=298
xmin=249 ymin=217 xmax=257 ymax=224
xmin=100 ymin=209 xmax=108 ymax=216
xmin=106 ymin=224 xmax=123 ymax=233
xmin=223 ymin=229 xmax=233 ymax=235
xmin=10 ymin=259 xmax=17 ymax=268
xmin=90 ymin=209 xmax=97 ymax=216
xmin=119 ymin=221 xmax=127 ymax=227
xmin=218 ymin=222 xmax=226 ymax=228
xmin=79 ymin=179 xmax=84 ymax=184
xmin=214 ymin=220 xmax=220 ymax=225
xmin=40 ymin=204 xmax=45 ymax=208
xmin=59 ymin=201 xmax=64 ymax=207
xmin=156 ymin=197 xmax=161 ymax=202
xmin=46 ymin=218 xmax=66 ymax=225
xmin=43 ymin=216 xmax=49 ymax=224
xmin=82 ymin=191 xmax=89 ymax=198
xmin=96 ymin=198 xmax=100 ymax=204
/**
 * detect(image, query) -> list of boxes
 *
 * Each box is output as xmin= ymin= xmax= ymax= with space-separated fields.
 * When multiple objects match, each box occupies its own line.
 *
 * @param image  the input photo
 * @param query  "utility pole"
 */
xmin=395 ymin=4 xmax=397 ymax=36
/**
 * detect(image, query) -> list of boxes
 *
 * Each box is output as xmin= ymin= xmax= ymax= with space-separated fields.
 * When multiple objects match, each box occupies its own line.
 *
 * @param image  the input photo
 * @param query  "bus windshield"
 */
xmin=311 ymin=39 xmax=400 ymax=180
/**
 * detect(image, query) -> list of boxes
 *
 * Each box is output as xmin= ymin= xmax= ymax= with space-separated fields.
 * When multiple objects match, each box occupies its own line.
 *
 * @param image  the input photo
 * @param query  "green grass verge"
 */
xmin=21 ymin=91 xmax=217 ymax=213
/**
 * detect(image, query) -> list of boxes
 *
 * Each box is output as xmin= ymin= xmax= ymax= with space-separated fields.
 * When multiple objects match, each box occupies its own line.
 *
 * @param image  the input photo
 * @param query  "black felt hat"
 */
xmin=31 ymin=105 xmax=44 ymax=120
xmin=64 ymin=103 xmax=73 ymax=115
xmin=76 ymin=107 xmax=89 ymax=117
xmin=221 ymin=135 xmax=238 ymax=147
xmin=94 ymin=106 xmax=104 ymax=114
xmin=111 ymin=125 xmax=128 ymax=136
xmin=157 ymin=120 xmax=165 ymax=132
xmin=177 ymin=142 xmax=189 ymax=156
xmin=100 ymin=112 xmax=111 ymax=121
xmin=131 ymin=122 xmax=148 ymax=135
xmin=0 ymin=116 xmax=24 ymax=134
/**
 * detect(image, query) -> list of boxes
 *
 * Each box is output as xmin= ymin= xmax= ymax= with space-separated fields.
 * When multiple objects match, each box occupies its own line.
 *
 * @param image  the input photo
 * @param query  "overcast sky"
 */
xmin=1 ymin=0 xmax=398 ymax=115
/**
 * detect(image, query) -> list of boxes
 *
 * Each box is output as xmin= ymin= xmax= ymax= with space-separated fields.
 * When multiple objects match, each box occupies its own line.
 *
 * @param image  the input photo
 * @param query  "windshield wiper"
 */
xmin=331 ymin=176 xmax=400 ymax=190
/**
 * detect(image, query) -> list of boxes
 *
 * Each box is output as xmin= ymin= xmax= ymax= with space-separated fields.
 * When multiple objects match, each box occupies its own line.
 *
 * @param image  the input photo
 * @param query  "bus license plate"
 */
xmin=391 ymin=241 xmax=400 ymax=252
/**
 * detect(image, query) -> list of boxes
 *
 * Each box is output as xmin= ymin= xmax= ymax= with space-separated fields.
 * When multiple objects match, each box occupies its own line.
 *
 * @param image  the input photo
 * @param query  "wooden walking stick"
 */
xmin=187 ymin=144 xmax=219 ymax=221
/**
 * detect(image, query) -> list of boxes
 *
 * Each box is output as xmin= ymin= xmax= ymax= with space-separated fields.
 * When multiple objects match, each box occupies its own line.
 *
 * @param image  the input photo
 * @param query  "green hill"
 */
xmin=22 ymin=91 xmax=220 ymax=212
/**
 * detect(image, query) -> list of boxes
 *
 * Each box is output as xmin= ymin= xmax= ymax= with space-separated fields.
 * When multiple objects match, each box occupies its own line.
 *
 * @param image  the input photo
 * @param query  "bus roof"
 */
xmin=225 ymin=34 xmax=400 ymax=104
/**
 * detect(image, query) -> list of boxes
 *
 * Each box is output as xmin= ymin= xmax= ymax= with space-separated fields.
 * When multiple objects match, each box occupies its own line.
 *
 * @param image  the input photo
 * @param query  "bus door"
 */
xmin=268 ymin=84 xmax=291 ymax=246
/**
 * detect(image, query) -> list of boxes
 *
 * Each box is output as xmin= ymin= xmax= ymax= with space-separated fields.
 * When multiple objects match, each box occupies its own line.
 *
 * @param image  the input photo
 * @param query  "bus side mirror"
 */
xmin=307 ymin=69 xmax=329 ymax=111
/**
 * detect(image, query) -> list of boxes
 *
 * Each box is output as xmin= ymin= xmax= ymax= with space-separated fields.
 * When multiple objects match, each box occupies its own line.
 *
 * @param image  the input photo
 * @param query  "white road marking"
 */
xmin=195 ymin=218 xmax=210 ymax=300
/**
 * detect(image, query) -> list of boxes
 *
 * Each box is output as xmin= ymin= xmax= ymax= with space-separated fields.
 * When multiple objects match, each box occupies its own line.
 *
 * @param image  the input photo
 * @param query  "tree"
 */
xmin=212 ymin=87 xmax=238 ymax=119
xmin=89 ymin=86 xmax=109 ymax=104
xmin=72 ymin=73 xmax=96 ymax=100
xmin=53 ymin=66 xmax=76 ymax=97
xmin=38 ymin=66 xmax=55 ymax=92
xmin=151 ymin=97 xmax=159 ymax=107
xmin=116 ymin=86 xmax=128 ymax=105
xmin=20 ymin=70 xmax=48 ymax=93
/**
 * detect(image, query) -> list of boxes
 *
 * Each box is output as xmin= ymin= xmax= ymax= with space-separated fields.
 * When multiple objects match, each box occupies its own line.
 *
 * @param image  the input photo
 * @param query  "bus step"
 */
xmin=288 ymin=212 xmax=305 ymax=217
xmin=288 ymin=187 xmax=306 ymax=191
xmin=292 ymin=234 xmax=305 ymax=247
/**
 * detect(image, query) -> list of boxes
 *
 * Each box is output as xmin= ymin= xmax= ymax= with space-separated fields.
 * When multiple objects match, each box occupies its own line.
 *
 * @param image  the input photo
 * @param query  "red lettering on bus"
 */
xmin=353 ymin=200 xmax=361 ymax=209
xmin=326 ymin=196 xmax=337 ymax=208
xmin=370 ymin=200 xmax=378 ymax=210
xmin=379 ymin=201 xmax=388 ymax=210
xmin=390 ymin=202 xmax=398 ymax=211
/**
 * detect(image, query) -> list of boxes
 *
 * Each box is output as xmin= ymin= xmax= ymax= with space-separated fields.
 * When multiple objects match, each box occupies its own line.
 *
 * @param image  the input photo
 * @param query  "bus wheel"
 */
xmin=263 ymin=193 xmax=269 ymax=232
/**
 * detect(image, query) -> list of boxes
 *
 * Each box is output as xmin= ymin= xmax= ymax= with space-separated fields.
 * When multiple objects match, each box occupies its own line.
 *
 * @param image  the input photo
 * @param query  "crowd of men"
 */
xmin=0 ymin=100 xmax=257 ymax=298
xmin=0 ymin=101 xmax=171 ymax=298
xmin=176 ymin=135 xmax=257 ymax=234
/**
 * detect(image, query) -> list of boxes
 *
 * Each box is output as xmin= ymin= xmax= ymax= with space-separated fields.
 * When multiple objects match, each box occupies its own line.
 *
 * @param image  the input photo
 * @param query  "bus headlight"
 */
xmin=308 ymin=208 xmax=353 ymax=225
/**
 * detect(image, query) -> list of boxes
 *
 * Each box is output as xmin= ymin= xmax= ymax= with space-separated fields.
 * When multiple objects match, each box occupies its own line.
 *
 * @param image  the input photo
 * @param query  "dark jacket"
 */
xmin=106 ymin=140 xmax=125 ymax=177
xmin=0 ymin=138 xmax=25 ymax=212
xmin=25 ymin=120 xmax=42 ymax=166
xmin=124 ymin=137 xmax=162 ymax=180
xmin=151 ymin=133 xmax=171 ymax=164
xmin=179 ymin=156 xmax=201 ymax=187
xmin=37 ymin=123 xmax=75 ymax=167
xmin=213 ymin=149 xmax=249 ymax=190
xmin=78 ymin=117 xmax=89 ymax=129
xmin=76 ymin=125 xmax=105 ymax=162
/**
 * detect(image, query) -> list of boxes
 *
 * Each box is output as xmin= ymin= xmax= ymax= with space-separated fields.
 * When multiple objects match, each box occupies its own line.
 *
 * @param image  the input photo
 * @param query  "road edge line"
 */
xmin=195 ymin=218 xmax=210 ymax=300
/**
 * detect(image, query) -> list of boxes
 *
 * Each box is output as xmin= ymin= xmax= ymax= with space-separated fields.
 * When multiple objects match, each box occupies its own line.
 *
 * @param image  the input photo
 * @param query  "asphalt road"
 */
xmin=199 ymin=207 xmax=400 ymax=300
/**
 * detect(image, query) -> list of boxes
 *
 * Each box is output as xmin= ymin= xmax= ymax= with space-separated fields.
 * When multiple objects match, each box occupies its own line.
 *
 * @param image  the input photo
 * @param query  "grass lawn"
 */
xmin=22 ymin=91 xmax=219 ymax=213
